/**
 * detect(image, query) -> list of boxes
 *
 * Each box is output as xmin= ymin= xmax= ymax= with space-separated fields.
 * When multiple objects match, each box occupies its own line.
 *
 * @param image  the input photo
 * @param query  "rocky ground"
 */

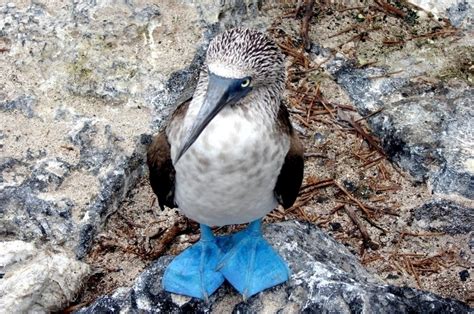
xmin=0 ymin=0 xmax=472 ymax=313
xmin=77 ymin=222 xmax=471 ymax=313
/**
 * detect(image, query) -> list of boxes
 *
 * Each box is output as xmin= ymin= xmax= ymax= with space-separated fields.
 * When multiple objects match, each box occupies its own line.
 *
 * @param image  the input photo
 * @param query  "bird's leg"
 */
xmin=217 ymin=219 xmax=290 ymax=300
xmin=162 ymin=224 xmax=224 ymax=301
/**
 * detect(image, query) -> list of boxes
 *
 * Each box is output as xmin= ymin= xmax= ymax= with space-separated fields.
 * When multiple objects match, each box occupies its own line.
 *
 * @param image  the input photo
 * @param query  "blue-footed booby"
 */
xmin=147 ymin=28 xmax=304 ymax=301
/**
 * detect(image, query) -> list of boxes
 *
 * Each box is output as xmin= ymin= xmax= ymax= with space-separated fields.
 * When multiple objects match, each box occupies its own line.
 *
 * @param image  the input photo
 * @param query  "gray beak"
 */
xmin=174 ymin=74 xmax=234 ymax=163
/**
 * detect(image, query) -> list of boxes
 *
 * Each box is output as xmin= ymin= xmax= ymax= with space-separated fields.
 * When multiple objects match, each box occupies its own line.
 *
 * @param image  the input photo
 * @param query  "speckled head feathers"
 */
xmin=206 ymin=28 xmax=285 ymax=89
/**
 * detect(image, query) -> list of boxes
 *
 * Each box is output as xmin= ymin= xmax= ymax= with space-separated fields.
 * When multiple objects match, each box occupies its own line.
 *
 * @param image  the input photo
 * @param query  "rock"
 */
xmin=78 ymin=221 xmax=471 ymax=313
xmin=326 ymin=47 xmax=473 ymax=259
xmin=409 ymin=0 xmax=473 ymax=28
xmin=0 ymin=0 xmax=213 ymax=257
xmin=319 ymin=4 xmax=473 ymax=276
xmin=446 ymin=1 xmax=472 ymax=28
xmin=0 ymin=1 xmax=274 ymax=312
xmin=327 ymin=47 xmax=473 ymax=201
xmin=0 ymin=0 xmax=276 ymax=257
xmin=2 ymin=0 xmax=472 ymax=312
xmin=459 ymin=270 xmax=470 ymax=282
xmin=370 ymin=81 xmax=472 ymax=198
xmin=0 ymin=241 xmax=90 ymax=313
xmin=0 ymin=95 xmax=36 ymax=118
xmin=411 ymin=199 xmax=473 ymax=235
xmin=0 ymin=240 xmax=36 ymax=270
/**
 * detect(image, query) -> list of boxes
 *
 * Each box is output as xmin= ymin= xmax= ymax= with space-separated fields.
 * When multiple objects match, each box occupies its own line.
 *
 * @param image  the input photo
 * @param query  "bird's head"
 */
xmin=206 ymin=28 xmax=285 ymax=92
xmin=175 ymin=28 xmax=285 ymax=162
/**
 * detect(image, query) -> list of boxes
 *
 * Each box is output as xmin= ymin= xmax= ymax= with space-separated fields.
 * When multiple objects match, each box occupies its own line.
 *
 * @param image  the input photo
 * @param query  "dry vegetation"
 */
xmin=71 ymin=1 xmax=472 ymax=310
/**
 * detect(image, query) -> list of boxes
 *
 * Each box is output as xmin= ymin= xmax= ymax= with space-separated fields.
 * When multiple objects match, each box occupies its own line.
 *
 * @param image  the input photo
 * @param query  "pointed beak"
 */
xmin=174 ymin=74 xmax=233 ymax=163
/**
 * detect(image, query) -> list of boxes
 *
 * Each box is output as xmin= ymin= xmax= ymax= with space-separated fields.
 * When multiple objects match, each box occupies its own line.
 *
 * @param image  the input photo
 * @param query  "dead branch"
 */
xmin=344 ymin=205 xmax=379 ymax=250
xmin=373 ymin=0 xmax=406 ymax=18
xmin=355 ymin=107 xmax=384 ymax=122
xmin=300 ymin=0 xmax=315 ymax=51
xmin=334 ymin=181 xmax=372 ymax=217
xmin=147 ymin=217 xmax=190 ymax=260
xmin=338 ymin=111 xmax=386 ymax=156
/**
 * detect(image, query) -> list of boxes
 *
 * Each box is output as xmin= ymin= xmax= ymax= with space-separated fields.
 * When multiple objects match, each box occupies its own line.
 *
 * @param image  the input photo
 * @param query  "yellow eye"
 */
xmin=241 ymin=78 xmax=251 ymax=88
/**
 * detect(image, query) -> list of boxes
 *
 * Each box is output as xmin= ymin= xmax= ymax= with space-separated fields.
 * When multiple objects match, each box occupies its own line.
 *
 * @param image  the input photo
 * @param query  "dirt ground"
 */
xmin=73 ymin=2 xmax=472 ymax=310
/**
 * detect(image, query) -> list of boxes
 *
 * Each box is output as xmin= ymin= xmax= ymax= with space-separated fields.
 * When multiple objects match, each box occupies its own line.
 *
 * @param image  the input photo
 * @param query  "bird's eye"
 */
xmin=241 ymin=78 xmax=251 ymax=88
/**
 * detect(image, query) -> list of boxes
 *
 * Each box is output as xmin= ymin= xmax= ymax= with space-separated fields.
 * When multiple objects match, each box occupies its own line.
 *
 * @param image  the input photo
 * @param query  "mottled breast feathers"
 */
xmin=146 ymin=99 xmax=304 ymax=211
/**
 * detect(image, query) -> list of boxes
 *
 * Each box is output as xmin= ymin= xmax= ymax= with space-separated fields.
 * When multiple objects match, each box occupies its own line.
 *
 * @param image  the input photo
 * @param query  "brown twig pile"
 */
xmin=264 ymin=2 xmax=467 ymax=291
xmin=88 ymin=215 xmax=197 ymax=261
xmin=266 ymin=20 xmax=392 ymax=251
xmin=361 ymin=230 xmax=468 ymax=289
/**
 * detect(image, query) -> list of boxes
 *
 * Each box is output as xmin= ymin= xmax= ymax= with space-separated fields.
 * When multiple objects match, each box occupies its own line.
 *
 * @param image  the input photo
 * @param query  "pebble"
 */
xmin=459 ymin=270 xmax=469 ymax=282
xmin=314 ymin=132 xmax=325 ymax=144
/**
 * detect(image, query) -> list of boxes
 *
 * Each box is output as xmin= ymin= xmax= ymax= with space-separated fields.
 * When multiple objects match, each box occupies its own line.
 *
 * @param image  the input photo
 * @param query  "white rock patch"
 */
xmin=0 ymin=241 xmax=90 ymax=313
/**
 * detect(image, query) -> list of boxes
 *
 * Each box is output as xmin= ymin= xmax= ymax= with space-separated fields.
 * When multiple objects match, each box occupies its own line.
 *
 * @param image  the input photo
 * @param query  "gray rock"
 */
xmin=0 ymin=95 xmax=36 ymax=118
xmin=446 ymin=1 xmax=472 ymax=28
xmin=326 ymin=53 xmax=474 ymax=250
xmin=321 ymin=6 xmax=473 ymax=266
xmin=0 ymin=1 xmax=275 ymax=312
xmin=409 ymin=0 xmax=473 ymax=29
xmin=2 ymin=0 xmax=471 ymax=312
xmin=328 ymin=60 xmax=473 ymax=200
xmin=78 ymin=221 xmax=472 ymax=313
xmin=411 ymin=199 xmax=474 ymax=234
xmin=328 ymin=61 xmax=408 ymax=116
xmin=0 ymin=0 xmax=273 ymax=257
xmin=1 ymin=0 xmax=178 ymax=253
xmin=371 ymin=83 xmax=472 ymax=192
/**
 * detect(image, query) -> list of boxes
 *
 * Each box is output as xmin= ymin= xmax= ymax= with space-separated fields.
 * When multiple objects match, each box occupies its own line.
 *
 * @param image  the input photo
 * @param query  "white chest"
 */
xmin=171 ymin=108 xmax=289 ymax=226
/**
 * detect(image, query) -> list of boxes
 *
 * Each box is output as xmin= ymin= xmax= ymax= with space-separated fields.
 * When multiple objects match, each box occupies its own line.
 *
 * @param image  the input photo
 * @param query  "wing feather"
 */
xmin=274 ymin=103 xmax=304 ymax=209
xmin=147 ymin=99 xmax=190 ymax=210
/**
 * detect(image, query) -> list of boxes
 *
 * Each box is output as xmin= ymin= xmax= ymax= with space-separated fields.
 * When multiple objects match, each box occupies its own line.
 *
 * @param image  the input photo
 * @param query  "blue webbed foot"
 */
xmin=162 ymin=225 xmax=224 ymax=301
xmin=217 ymin=220 xmax=290 ymax=300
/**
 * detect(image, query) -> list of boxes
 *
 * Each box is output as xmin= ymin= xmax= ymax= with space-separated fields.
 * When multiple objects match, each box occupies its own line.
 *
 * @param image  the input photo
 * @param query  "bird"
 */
xmin=147 ymin=28 xmax=304 ymax=301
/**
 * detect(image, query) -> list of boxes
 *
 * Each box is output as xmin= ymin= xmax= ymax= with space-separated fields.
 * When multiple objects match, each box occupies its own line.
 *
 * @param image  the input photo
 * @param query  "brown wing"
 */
xmin=147 ymin=99 xmax=190 ymax=210
xmin=274 ymin=103 xmax=304 ymax=209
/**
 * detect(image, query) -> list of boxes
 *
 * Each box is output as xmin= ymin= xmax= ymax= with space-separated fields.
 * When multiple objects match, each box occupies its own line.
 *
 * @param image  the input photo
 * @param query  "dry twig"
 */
xmin=344 ymin=205 xmax=379 ymax=250
xmin=373 ymin=0 xmax=406 ymax=18
xmin=334 ymin=181 xmax=372 ymax=217
xmin=300 ymin=0 xmax=315 ymax=51
xmin=147 ymin=217 xmax=190 ymax=260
